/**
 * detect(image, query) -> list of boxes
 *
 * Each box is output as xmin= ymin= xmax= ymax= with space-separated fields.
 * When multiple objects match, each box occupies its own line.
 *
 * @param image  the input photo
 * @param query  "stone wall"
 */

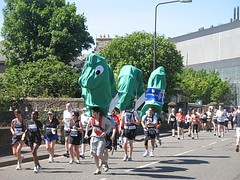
xmin=0 ymin=98 xmax=85 ymax=126
xmin=0 ymin=127 xmax=12 ymax=157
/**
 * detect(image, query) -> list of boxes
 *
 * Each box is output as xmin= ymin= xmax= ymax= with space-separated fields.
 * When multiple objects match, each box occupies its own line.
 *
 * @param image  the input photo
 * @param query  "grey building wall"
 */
xmin=171 ymin=20 xmax=240 ymax=106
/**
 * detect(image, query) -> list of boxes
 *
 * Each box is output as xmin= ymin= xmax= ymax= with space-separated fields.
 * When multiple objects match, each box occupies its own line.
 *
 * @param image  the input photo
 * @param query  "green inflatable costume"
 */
xmin=140 ymin=66 xmax=166 ymax=118
xmin=116 ymin=65 xmax=144 ymax=110
xmin=78 ymin=53 xmax=117 ymax=116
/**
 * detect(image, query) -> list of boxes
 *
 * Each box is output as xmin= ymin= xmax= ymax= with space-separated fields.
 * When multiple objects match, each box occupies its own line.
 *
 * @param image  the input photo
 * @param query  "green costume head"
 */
xmin=140 ymin=66 xmax=166 ymax=117
xmin=78 ymin=53 xmax=117 ymax=116
xmin=116 ymin=65 xmax=144 ymax=110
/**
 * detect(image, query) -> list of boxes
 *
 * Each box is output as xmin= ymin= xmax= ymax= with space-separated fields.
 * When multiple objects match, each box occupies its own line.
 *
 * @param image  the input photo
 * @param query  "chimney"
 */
xmin=237 ymin=6 xmax=239 ymax=20
xmin=234 ymin=7 xmax=236 ymax=21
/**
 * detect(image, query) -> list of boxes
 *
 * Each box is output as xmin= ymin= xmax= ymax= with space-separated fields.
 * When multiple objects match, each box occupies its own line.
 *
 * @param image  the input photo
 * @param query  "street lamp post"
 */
xmin=153 ymin=0 xmax=192 ymax=70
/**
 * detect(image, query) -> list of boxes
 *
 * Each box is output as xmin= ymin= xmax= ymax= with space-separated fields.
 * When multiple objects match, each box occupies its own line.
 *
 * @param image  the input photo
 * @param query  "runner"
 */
xmin=80 ymin=107 xmax=91 ymax=158
xmin=25 ymin=111 xmax=43 ymax=173
xmin=168 ymin=108 xmax=177 ymax=137
xmin=185 ymin=110 xmax=192 ymax=137
xmin=10 ymin=109 xmax=25 ymax=170
xmin=191 ymin=109 xmax=200 ymax=139
xmin=141 ymin=107 xmax=157 ymax=157
xmin=176 ymin=108 xmax=185 ymax=140
xmin=101 ymin=113 xmax=116 ymax=172
xmin=68 ymin=111 xmax=83 ymax=164
xmin=43 ymin=110 xmax=60 ymax=163
xmin=216 ymin=105 xmax=225 ymax=138
xmin=212 ymin=109 xmax=218 ymax=136
xmin=234 ymin=106 xmax=240 ymax=152
xmin=120 ymin=108 xmax=140 ymax=161
xmin=84 ymin=107 xmax=113 ymax=175
xmin=62 ymin=103 xmax=73 ymax=158
xmin=206 ymin=107 xmax=213 ymax=132
xmin=200 ymin=109 xmax=207 ymax=132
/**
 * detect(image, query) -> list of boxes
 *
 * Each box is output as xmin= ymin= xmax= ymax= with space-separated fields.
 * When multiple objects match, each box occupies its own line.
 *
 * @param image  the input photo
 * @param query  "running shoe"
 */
xmin=33 ymin=166 xmax=39 ymax=173
xmin=69 ymin=158 xmax=74 ymax=164
xmin=80 ymin=153 xmax=85 ymax=159
xmin=102 ymin=163 xmax=109 ymax=172
xmin=150 ymin=151 xmax=154 ymax=157
xmin=143 ymin=151 xmax=149 ymax=157
xmin=236 ymin=145 xmax=239 ymax=152
xmin=37 ymin=165 xmax=42 ymax=171
xmin=127 ymin=157 xmax=132 ymax=161
xmin=94 ymin=170 xmax=101 ymax=175
xmin=159 ymin=139 xmax=162 ymax=146
xmin=75 ymin=159 xmax=80 ymax=164
xmin=48 ymin=156 xmax=54 ymax=163
xmin=123 ymin=155 xmax=128 ymax=161
xmin=63 ymin=152 xmax=70 ymax=158
xmin=16 ymin=164 xmax=22 ymax=170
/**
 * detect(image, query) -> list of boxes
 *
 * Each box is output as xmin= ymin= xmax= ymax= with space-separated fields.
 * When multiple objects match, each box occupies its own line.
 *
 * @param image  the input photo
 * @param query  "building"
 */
xmin=171 ymin=9 xmax=240 ymax=106
xmin=0 ymin=43 xmax=7 ymax=75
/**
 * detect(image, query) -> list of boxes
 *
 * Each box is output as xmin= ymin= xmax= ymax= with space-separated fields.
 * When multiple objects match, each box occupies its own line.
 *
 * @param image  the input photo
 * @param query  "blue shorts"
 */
xmin=44 ymin=134 xmax=58 ymax=142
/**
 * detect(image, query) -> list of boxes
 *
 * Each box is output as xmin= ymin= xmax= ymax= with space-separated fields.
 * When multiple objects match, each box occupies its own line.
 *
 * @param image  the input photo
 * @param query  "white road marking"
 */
xmin=221 ymin=138 xmax=230 ymax=142
xmin=202 ymin=142 xmax=217 ymax=147
xmin=125 ymin=160 xmax=159 ymax=172
xmin=173 ymin=149 xmax=196 ymax=157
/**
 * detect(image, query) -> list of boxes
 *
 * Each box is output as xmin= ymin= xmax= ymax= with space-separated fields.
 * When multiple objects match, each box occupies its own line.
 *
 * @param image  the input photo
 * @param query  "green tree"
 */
xmin=1 ymin=0 xmax=94 ymax=65
xmin=100 ymin=31 xmax=183 ymax=100
xmin=1 ymin=57 xmax=81 ymax=98
xmin=178 ymin=68 xmax=233 ymax=105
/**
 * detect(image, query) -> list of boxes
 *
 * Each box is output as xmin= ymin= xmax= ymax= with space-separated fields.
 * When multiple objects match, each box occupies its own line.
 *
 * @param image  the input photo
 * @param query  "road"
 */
xmin=0 ymin=129 xmax=239 ymax=180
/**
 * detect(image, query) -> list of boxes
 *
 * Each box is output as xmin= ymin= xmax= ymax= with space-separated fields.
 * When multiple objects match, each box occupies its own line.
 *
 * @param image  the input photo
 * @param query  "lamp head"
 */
xmin=180 ymin=0 xmax=192 ymax=3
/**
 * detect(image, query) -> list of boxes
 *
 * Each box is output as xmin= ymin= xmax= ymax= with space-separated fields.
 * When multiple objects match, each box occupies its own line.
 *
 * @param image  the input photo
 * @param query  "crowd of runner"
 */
xmin=9 ymin=103 xmax=240 ymax=174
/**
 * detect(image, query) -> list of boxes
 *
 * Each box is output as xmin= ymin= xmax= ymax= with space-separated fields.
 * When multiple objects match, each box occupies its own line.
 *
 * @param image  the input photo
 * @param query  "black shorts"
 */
xmin=202 ymin=118 xmax=207 ymax=123
xmin=69 ymin=134 xmax=82 ymax=145
xmin=177 ymin=121 xmax=185 ymax=128
xmin=217 ymin=122 xmax=225 ymax=125
xmin=27 ymin=135 xmax=42 ymax=146
xmin=123 ymin=129 xmax=136 ymax=140
xmin=105 ymin=132 xmax=113 ymax=149
xmin=64 ymin=130 xmax=70 ymax=137
xmin=82 ymin=130 xmax=92 ymax=144
xmin=144 ymin=128 xmax=156 ymax=139
xmin=170 ymin=121 xmax=177 ymax=129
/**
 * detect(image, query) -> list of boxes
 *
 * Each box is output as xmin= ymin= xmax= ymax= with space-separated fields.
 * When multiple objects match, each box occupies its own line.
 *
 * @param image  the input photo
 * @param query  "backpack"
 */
xmin=125 ymin=110 xmax=135 ymax=125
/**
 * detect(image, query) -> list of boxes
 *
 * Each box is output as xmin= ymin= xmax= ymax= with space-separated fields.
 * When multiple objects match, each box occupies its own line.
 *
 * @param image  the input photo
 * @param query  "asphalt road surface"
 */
xmin=0 ymin=129 xmax=239 ymax=180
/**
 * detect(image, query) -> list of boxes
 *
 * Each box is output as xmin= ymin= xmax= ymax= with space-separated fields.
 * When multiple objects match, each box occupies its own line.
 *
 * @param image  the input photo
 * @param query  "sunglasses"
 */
xmin=72 ymin=114 xmax=76 ymax=116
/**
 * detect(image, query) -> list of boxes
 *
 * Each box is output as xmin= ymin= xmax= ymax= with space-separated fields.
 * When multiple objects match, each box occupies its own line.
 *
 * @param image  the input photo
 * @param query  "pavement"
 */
xmin=0 ymin=131 xmax=172 ymax=168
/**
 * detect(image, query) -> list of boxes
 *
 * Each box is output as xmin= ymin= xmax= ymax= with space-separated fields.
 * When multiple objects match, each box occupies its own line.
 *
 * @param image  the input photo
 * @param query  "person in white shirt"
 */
xmin=80 ymin=107 xmax=91 ymax=158
xmin=185 ymin=110 xmax=192 ymax=137
xmin=216 ymin=105 xmax=225 ymax=138
xmin=141 ymin=107 xmax=157 ymax=157
xmin=62 ymin=103 xmax=73 ymax=157
xmin=120 ymin=109 xmax=140 ymax=161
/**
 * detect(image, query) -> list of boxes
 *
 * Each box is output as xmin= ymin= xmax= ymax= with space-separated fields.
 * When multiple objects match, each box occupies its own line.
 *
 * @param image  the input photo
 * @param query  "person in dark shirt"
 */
xmin=43 ymin=110 xmax=60 ymax=163
xmin=25 ymin=111 xmax=43 ymax=173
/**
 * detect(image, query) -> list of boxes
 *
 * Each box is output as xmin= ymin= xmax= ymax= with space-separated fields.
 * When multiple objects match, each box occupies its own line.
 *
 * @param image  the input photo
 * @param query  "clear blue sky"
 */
xmin=0 ymin=0 xmax=239 ymax=41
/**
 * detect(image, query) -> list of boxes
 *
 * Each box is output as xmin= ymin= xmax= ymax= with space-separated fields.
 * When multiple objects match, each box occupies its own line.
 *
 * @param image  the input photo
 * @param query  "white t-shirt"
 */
xmin=63 ymin=109 xmax=72 ymax=130
xmin=81 ymin=114 xmax=90 ymax=130
xmin=216 ymin=109 xmax=225 ymax=122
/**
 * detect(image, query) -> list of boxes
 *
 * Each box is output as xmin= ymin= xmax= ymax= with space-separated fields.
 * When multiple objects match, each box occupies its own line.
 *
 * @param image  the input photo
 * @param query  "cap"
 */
xmin=47 ymin=110 xmax=54 ymax=114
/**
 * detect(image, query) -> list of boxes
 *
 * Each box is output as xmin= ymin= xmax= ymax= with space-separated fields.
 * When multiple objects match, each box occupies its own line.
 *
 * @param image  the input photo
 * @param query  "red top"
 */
xmin=176 ymin=113 xmax=185 ymax=122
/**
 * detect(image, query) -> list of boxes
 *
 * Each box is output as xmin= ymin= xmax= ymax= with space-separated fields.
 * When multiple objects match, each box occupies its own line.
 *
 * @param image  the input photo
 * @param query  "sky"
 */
xmin=0 ymin=0 xmax=239 ymax=45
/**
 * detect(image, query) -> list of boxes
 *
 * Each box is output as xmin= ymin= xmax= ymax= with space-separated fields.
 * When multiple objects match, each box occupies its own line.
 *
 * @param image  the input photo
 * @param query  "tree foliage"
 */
xmin=178 ymin=68 xmax=234 ymax=105
xmin=100 ymin=31 xmax=183 ymax=100
xmin=1 ymin=57 xmax=81 ymax=99
xmin=1 ymin=0 xmax=94 ymax=65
